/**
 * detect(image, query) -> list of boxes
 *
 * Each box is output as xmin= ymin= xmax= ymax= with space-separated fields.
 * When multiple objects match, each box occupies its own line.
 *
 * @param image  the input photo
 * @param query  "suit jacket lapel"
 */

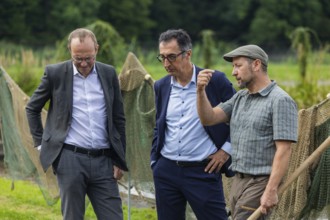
xmin=64 ymin=61 xmax=74 ymax=117
xmin=95 ymin=63 xmax=111 ymax=105
xmin=158 ymin=76 xmax=171 ymax=146
xmin=160 ymin=76 xmax=171 ymax=118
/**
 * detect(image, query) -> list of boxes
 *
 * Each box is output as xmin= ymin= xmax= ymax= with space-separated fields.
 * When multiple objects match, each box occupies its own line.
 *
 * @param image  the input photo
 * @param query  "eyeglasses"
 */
xmin=72 ymin=56 xmax=95 ymax=64
xmin=157 ymin=51 xmax=186 ymax=63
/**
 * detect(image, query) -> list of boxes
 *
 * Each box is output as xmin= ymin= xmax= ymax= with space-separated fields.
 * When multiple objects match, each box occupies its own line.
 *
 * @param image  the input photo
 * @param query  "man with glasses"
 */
xmin=196 ymin=45 xmax=298 ymax=219
xmin=151 ymin=29 xmax=236 ymax=220
xmin=26 ymin=28 xmax=128 ymax=220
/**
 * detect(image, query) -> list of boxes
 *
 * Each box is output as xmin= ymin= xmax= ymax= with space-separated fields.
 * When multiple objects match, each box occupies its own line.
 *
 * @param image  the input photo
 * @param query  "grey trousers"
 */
xmin=54 ymin=148 xmax=123 ymax=220
xmin=230 ymin=175 xmax=270 ymax=220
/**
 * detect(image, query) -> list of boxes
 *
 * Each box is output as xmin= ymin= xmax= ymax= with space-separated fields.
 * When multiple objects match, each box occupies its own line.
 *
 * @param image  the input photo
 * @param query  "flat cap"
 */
xmin=223 ymin=44 xmax=268 ymax=66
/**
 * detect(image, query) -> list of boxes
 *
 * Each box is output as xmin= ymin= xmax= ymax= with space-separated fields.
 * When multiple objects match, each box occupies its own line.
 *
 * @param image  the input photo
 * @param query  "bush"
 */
xmin=285 ymin=81 xmax=330 ymax=109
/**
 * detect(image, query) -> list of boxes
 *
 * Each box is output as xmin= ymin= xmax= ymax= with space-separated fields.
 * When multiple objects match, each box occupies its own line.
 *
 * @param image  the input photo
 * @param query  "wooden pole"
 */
xmin=248 ymin=136 xmax=330 ymax=220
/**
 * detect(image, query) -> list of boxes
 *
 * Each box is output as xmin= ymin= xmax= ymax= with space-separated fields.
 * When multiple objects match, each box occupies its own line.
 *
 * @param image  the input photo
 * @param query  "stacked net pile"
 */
xmin=269 ymin=98 xmax=330 ymax=219
xmin=0 ymin=67 xmax=59 ymax=205
xmin=118 ymin=52 xmax=156 ymax=202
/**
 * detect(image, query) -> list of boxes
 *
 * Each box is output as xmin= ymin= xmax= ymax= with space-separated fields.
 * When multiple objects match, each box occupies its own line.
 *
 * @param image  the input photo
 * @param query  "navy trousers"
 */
xmin=152 ymin=156 xmax=228 ymax=220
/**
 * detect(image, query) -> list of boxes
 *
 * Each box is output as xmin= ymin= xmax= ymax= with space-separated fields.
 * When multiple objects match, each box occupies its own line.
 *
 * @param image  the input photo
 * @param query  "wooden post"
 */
xmin=248 ymin=136 xmax=330 ymax=220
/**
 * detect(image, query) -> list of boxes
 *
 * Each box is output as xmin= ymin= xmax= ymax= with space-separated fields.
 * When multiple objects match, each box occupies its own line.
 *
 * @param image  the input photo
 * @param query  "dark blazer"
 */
xmin=151 ymin=66 xmax=236 ymax=176
xmin=26 ymin=60 xmax=128 ymax=172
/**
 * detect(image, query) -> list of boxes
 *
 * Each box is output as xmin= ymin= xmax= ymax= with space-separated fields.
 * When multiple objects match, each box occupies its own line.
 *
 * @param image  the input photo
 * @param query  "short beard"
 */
xmin=238 ymin=82 xmax=247 ymax=89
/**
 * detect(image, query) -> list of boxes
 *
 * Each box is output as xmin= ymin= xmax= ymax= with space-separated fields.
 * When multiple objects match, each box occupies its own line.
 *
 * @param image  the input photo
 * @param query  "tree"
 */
xmin=248 ymin=0 xmax=324 ymax=49
xmin=0 ymin=0 xmax=38 ymax=44
xmin=0 ymin=0 xmax=100 ymax=46
xmin=32 ymin=0 xmax=100 ymax=46
xmin=97 ymin=0 xmax=154 ymax=43
xmin=1 ymin=0 xmax=330 ymax=50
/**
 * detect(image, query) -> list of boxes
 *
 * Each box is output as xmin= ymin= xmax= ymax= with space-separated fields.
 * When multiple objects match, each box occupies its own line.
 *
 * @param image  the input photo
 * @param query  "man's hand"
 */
xmin=260 ymin=189 xmax=279 ymax=215
xmin=113 ymin=165 xmax=124 ymax=180
xmin=205 ymin=149 xmax=230 ymax=173
xmin=197 ymin=69 xmax=214 ymax=92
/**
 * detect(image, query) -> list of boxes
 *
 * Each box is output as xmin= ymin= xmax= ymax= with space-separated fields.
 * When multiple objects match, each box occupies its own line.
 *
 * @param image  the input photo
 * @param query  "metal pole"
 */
xmin=128 ymin=171 xmax=131 ymax=220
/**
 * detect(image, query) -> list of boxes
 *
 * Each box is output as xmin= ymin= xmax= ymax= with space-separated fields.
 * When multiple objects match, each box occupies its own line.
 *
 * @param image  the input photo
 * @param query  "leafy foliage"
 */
xmin=97 ymin=0 xmax=154 ymax=42
xmin=1 ymin=0 xmax=330 ymax=50
xmin=284 ymin=81 xmax=329 ymax=109
xmin=248 ymin=0 xmax=325 ymax=49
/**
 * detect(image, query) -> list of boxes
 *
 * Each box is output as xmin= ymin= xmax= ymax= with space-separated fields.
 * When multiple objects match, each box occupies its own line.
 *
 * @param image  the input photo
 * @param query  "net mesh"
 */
xmin=1 ymin=55 xmax=330 ymax=219
xmin=0 ymin=66 xmax=59 ymax=205
xmin=118 ymin=52 xmax=156 ymax=202
xmin=269 ymin=98 xmax=330 ymax=220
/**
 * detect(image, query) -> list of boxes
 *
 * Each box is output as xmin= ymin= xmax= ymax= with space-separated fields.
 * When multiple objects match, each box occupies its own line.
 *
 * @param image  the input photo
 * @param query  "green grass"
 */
xmin=0 ymin=176 xmax=157 ymax=220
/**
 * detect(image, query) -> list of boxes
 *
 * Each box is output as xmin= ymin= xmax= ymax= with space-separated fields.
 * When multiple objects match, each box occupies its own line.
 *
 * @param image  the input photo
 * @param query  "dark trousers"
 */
xmin=152 ymin=156 xmax=228 ymax=220
xmin=54 ymin=148 xmax=123 ymax=220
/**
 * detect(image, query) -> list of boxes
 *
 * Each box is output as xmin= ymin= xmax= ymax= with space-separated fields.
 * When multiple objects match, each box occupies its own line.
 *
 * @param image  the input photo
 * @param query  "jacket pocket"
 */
xmin=42 ymin=131 xmax=51 ymax=142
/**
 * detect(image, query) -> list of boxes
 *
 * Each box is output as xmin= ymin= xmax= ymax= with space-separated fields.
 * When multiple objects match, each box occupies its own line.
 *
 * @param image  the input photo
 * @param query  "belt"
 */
xmin=63 ymin=144 xmax=111 ymax=157
xmin=236 ymin=172 xmax=269 ymax=179
xmin=173 ymin=158 xmax=211 ymax=167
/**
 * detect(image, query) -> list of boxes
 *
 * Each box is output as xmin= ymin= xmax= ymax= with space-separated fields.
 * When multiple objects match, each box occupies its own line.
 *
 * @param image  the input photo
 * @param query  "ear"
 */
xmin=253 ymin=59 xmax=262 ymax=71
xmin=95 ymin=44 xmax=99 ymax=54
xmin=186 ymin=49 xmax=192 ymax=59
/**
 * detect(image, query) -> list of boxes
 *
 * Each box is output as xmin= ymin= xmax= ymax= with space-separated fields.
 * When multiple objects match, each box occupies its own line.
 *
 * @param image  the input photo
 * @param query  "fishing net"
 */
xmin=118 ymin=52 xmax=156 ymax=203
xmin=268 ymin=98 xmax=330 ymax=220
xmin=0 ymin=66 xmax=59 ymax=205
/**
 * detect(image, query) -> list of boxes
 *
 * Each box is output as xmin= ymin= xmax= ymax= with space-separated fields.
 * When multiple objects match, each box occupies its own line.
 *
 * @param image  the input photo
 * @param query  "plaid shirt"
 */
xmin=219 ymin=81 xmax=298 ymax=175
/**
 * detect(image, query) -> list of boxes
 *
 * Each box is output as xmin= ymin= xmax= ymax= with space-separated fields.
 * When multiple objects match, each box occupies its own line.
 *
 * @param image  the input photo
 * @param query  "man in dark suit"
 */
xmin=26 ymin=28 xmax=128 ymax=220
xmin=151 ymin=29 xmax=236 ymax=220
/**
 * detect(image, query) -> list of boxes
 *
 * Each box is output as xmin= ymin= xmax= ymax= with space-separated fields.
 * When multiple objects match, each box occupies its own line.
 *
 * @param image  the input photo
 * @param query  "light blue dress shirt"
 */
xmin=64 ymin=63 xmax=110 ymax=149
xmin=161 ymin=65 xmax=231 ymax=161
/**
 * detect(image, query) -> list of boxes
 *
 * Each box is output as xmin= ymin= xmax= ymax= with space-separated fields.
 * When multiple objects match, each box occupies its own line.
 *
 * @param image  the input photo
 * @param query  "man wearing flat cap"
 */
xmin=196 ymin=45 xmax=298 ymax=219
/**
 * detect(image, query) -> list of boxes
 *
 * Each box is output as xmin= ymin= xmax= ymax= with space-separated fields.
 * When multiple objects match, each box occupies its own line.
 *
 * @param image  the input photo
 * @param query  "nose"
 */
xmin=80 ymin=60 xmax=89 ymax=66
xmin=231 ymin=67 xmax=236 ymax=76
xmin=163 ymin=58 xmax=171 ymax=67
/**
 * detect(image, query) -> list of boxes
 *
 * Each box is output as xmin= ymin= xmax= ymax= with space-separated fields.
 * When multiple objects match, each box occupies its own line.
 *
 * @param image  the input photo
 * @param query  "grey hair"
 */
xmin=158 ymin=29 xmax=192 ymax=52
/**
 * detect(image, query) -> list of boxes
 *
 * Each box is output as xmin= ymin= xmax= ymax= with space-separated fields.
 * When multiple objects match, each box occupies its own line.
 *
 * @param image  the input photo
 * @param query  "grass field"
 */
xmin=0 ymin=175 xmax=157 ymax=220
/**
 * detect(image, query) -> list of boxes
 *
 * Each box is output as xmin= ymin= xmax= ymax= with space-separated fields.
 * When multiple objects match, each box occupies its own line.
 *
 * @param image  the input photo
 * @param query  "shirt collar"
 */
xmin=72 ymin=63 xmax=97 ymax=76
xmin=258 ymin=80 xmax=277 ymax=96
xmin=170 ymin=64 xmax=196 ymax=86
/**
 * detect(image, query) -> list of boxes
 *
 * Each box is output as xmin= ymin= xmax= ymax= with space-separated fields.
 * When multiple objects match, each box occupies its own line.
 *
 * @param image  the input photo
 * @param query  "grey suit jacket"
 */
xmin=26 ymin=60 xmax=128 ymax=172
